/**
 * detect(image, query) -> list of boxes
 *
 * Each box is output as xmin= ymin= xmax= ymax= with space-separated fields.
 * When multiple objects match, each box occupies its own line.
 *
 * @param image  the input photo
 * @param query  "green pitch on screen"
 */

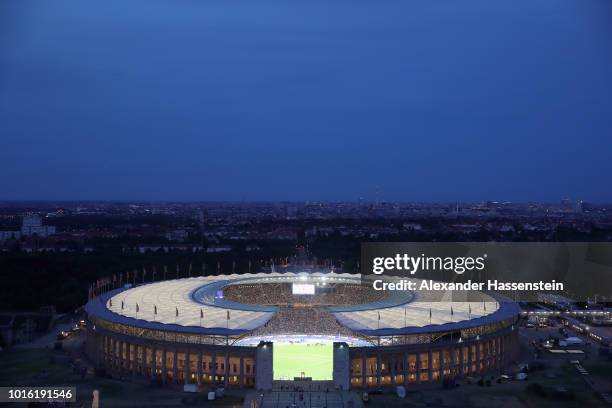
xmin=273 ymin=344 xmax=333 ymax=380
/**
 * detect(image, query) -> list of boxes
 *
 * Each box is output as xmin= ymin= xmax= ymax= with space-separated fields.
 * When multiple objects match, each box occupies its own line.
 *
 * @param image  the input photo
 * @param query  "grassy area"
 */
xmin=362 ymin=360 xmax=610 ymax=408
xmin=365 ymin=383 xmax=603 ymax=408
xmin=581 ymin=358 xmax=612 ymax=377
xmin=0 ymin=348 xmax=246 ymax=407
xmin=0 ymin=348 xmax=67 ymax=385
xmin=273 ymin=343 xmax=332 ymax=380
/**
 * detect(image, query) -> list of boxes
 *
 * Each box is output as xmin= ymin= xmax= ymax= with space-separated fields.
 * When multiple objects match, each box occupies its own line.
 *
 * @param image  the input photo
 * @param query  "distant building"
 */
xmin=137 ymin=244 xmax=204 ymax=254
xmin=0 ymin=214 xmax=57 ymax=242
xmin=197 ymin=210 xmax=208 ymax=225
xmin=285 ymin=205 xmax=298 ymax=218
xmin=402 ymin=223 xmax=423 ymax=231
xmin=206 ymin=245 xmax=232 ymax=253
xmin=21 ymin=214 xmax=56 ymax=237
xmin=165 ymin=229 xmax=189 ymax=242
xmin=0 ymin=231 xmax=21 ymax=241
xmin=560 ymin=198 xmax=580 ymax=213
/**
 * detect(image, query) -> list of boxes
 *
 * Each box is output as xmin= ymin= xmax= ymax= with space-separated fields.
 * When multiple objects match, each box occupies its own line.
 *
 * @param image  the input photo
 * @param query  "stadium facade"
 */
xmin=84 ymin=272 xmax=520 ymax=390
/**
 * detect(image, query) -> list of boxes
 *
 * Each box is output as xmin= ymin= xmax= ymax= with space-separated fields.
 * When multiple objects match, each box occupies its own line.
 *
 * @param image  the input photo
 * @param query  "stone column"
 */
xmin=467 ymin=343 xmax=473 ymax=376
xmin=428 ymin=350 xmax=433 ymax=382
xmin=131 ymin=344 xmax=137 ymax=378
xmin=416 ymin=352 xmax=421 ymax=384
xmin=255 ymin=342 xmax=273 ymax=391
xmin=362 ymin=353 xmax=367 ymax=389
xmin=162 ymin=349 xmax=167 ymax=383
xmin=459 ymin=346 xmax=464 ymax=378
xmin=119 ymin=341 xmax=124 ymax=374
xmin=112 ymin=338 xmax=118 ymax=372
xmin=376 ymin=352 xmax=381 ymax=387
xmin=390 ymin=353 xmax=396 ymax=385
xmin=211 ymin=350 xmax=217 ymax=384
xmin=332 ymin=342 xmax=349 ymax=391
xmin=403 ymin=352 xmax=409 ymax=387
xmin=151 ymin=347 xmax=157 ymax=378
xmin=500 ymin=336 xmax=508 ymax=368
xmin=497 ymin=337 xmax=502 ymax=371
xmin=141 ymin=346 xmax=147 ymax=377
xmin=173 ymin=350 xmax=178 ymax=383
xmin=239 ymin=354 xmax=245 ymax=389
xmin=184 ymin=350 xmax=190 ymax=384
xmin=126 ymin=343 xmax=132 ymax=374
xmin=224 ymin=350 xmax=230 ymax=388
xmin=102 ymin=337 xmax=108 ymax=369
xmin=111 ymin=338 xmax=116 ymax=370
xmin=197 ymin=351 xmax=203 ymax=385
xmin=476 ymin=343 xmax=481 ymax=376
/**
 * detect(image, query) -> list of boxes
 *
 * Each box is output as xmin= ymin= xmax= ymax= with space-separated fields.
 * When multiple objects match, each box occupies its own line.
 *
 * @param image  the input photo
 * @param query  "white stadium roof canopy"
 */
xmin=93 ymin=272 xmax=511 ymax=335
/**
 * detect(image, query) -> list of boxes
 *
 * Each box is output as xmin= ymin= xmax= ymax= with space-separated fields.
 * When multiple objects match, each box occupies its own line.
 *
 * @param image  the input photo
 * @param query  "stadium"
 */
xmin=84 ymin=272 xmax=520 ymax=391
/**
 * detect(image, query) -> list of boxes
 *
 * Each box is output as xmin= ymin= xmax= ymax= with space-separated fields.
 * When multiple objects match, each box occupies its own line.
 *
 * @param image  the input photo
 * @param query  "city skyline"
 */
xmin=0 ymin=171 xmax=608 ymax=203
xmin=0 ymin=198 xmax=608 ymax=206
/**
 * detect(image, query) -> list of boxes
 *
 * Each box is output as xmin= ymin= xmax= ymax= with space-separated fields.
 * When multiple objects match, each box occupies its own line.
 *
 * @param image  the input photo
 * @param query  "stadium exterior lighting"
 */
xmin=84 ymin=272 xmax=520 ymax=391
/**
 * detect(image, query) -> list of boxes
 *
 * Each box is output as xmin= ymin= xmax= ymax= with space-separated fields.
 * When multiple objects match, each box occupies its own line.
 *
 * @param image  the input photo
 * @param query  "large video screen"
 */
xmin=292 ymin=283 xmax=315 ymax=295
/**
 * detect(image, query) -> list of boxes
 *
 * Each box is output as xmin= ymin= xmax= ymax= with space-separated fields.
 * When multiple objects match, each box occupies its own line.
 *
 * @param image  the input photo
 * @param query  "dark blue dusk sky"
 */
xmin=1 ymin=0 xmax=611 ymax=202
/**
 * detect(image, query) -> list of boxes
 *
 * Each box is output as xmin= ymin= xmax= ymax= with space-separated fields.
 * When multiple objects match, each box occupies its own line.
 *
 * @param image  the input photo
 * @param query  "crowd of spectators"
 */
xmin=224 ymin=282 xmax=385 ymax=306
xmin=251 ymin=306 xmax=356 ymax=337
